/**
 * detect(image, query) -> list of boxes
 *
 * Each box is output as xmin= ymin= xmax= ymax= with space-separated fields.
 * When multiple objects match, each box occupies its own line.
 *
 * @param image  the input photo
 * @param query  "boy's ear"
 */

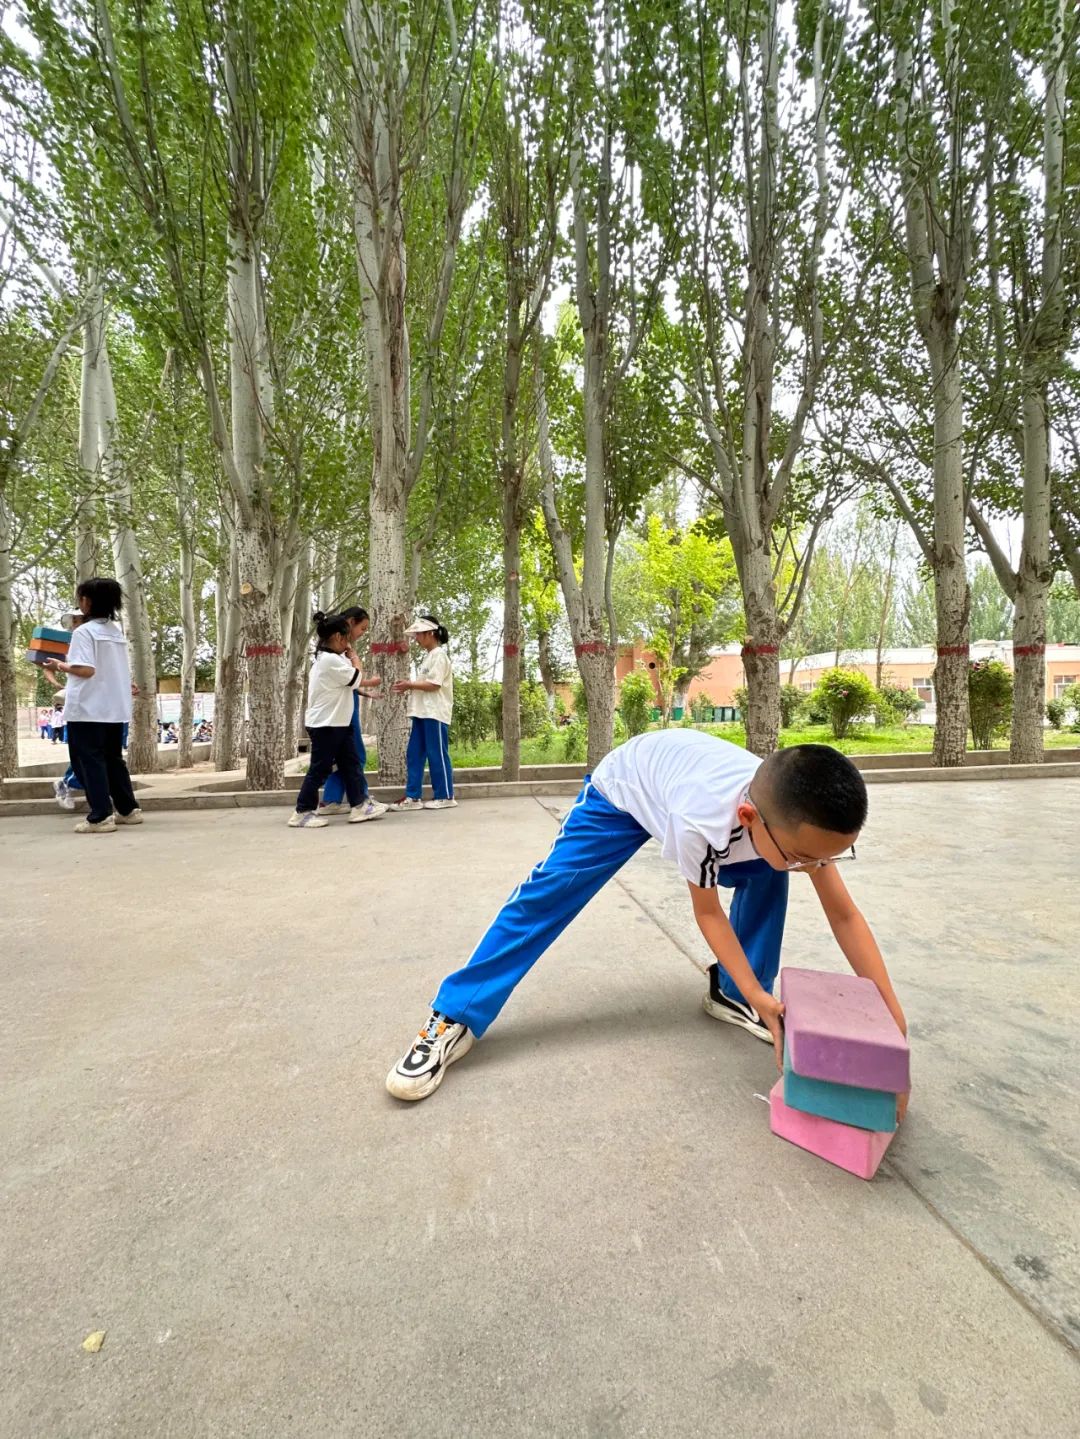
xmin=736 ymin=799 xmax=757 ymax=828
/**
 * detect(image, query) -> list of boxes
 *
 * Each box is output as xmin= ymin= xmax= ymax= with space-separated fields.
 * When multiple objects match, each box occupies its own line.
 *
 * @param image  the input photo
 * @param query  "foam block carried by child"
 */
xmin=769 ymin=1079 xmax=894 ymax=1180
xmin=782 ymin=1043 xmax=897 ymax=1132
xmin=26 ymin=626 xmax=70 ymax=667
xmin=781 ymin=966 xmax=909 ymax=1093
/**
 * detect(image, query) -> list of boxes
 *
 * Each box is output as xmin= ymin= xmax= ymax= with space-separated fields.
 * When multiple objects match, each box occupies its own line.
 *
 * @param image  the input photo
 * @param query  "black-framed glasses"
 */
xmin=747 ymin=787 xmax=857 ymax=872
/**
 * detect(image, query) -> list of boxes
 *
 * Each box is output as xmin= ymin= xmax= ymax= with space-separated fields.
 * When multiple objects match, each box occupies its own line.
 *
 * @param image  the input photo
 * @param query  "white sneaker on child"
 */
xmin=386 ymin=1011 xmax=474 ymax=1101
xmin=288 ymin=811 xmax=328 ymax=829
xmin=318 ymin=802 xmax=347 ymax=816
xmin=387 ymin=797 xmax=425 ymax=812
xmin=349 ymin=799 xmax=388 ymax=823
xmin=423 ymin=798 xmax=458 ymax=810
xmin=54 ymin=779 xmax=75 ymax=811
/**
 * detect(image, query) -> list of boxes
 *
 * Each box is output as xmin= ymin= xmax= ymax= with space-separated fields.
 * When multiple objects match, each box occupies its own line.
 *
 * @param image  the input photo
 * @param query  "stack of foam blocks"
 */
xmin=769 ymin=967 xmax=910 ymax=1180
xmin=26 ymin=626 xmax=70 ymax=667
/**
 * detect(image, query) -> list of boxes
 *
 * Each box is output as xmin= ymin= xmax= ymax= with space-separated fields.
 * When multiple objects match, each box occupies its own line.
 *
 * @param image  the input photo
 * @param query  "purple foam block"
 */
xmin=781 ymin=967 xmax=909 ymax=1093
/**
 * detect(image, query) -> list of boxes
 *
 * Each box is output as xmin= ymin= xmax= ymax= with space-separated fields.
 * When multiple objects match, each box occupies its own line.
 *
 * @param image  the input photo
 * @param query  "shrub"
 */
xmin=875 ymin=682 xmax=923 ymax=728
xmin=811 ymin=667 xmax=879 ymax=739
xmin=732 ymin=684 xmax=748 ymax=715
xmin=1046 ymin=698 xmax=1066 ymax=731
xmin=968 ymin=658 xmax=1013 ymax=750
xmin=535 ymin=722 xmax=557 ymax=755
xmin=613 ymin=709 xmax=628 ymax=743
xmin=562 ymin=716 xmax=587 ymax=762
xmin=1060 ymin=681 xmax=1080 ymax=731
xmin=779 ymin=684 xmax=807 ymax=729
xmin=689 ymin=692 xmax=714 ymax=723
xmin=520 ymin=681 xmax=549 ymax=739
xmin=619 ymin=669 xmax=655 ymax=737
xmin=452 ymin=676 xmax=495 ymax=750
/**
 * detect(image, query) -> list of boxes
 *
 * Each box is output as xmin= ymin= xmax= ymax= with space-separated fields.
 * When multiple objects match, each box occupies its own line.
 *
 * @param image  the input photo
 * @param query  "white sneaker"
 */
xmin=423 ymin=798 xmax=458 ymax=810
xmin=54 ymin=779 xmax=75 ymax=811
xmin=349 ymin=799 xmax=388 ymax=823
xmin=318 ymin=802 xmax=347 ymax=816
xmin=387 ymin=797 xmax=425 ymax=812
xmin=74 ymin=816 xmax=117 ymax=834
xmin=115 ymin=808 xmax=144 ymax=826
xmin=386 ymin=1011 xmax=474 ymax=1101
xmin=288 ymin=811 xmax=328 ymax=829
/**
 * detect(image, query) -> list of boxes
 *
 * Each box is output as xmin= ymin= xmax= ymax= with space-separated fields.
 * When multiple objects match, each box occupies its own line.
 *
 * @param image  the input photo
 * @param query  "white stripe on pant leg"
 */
xmin=434 ymin=721 xmax=451 ymax=799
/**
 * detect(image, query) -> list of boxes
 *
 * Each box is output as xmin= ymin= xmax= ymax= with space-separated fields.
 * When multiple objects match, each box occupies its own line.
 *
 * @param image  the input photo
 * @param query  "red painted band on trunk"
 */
xmin=935 ymin=645 xmax=969 ymax=657
xmin=1013 ymin=643 xmax=1045 ymax=657
xmin=503 ymin=644 xmax=520 ymax=657
xmin=244 ymin=644 xmax=284 ymax=658
xmin=741 ymin=644 xmax=779 ymax=657
xmin=574 ymin=642 xmax=608 ymax=656
xmin=371 ymin=641 xmax=409 ymax=655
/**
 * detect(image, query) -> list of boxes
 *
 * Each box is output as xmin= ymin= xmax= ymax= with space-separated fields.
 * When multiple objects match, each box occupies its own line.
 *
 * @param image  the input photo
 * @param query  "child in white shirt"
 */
xmin=388 ymin=615 xmax=456 ymax=812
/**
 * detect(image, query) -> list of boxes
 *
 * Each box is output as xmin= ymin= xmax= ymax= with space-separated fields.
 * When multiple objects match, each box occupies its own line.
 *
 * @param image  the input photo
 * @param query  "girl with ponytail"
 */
xmin=388 ymin=615 xmax=456 ymax=811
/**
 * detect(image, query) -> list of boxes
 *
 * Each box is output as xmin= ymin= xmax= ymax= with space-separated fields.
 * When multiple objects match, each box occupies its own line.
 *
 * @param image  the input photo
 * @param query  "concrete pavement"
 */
xmin=1 ymin=784 xmax=1078 ymax=1437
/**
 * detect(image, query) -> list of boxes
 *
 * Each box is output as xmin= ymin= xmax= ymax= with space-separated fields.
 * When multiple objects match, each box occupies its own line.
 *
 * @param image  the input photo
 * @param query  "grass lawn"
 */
xmin=363 ymin=723 xmax=1078 ymax=772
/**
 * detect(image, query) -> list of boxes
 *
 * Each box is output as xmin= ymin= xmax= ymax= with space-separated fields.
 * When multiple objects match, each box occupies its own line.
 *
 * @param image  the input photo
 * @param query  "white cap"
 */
xmin=404 ymin=617 xmax=438 ymax=635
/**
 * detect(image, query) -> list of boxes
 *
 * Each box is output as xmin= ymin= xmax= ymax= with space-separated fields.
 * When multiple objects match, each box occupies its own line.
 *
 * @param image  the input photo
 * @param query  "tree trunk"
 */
xmin=94 ymin=295 xmax=158 ymax=775
xmin=283 ymin=543 xmax=312 ymax=759
xmin=213 ymin=522 xmax=244 ymax=772
xmin=501 ymin=495 xmax=523 ymax=781
xmin=227 ymin=202 xmax=285 ymax=790
xmin=537 ymin=627 xmax=557 ymax=712
xmin=0 ymin=486 xmax=18 ymax=777
xmin=76 ymin=295 xmax=102 ymax=585
xmin=928 ymin=344 xmax=970 ymax=768
xmin=369 ymin=500 xmax=411 ymax=785
xmin=175 ymin=367 xmax=197 ymax=772
xmin=742 ymin=584 xmax=782 ymax=758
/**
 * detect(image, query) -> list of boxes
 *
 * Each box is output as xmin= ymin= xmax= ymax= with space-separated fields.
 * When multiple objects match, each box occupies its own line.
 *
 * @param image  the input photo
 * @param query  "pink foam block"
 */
xmin=781 ymin=967 xmax=910 ymax=1093
xmin=769 ymin=1080 xmax=894 ymax=1180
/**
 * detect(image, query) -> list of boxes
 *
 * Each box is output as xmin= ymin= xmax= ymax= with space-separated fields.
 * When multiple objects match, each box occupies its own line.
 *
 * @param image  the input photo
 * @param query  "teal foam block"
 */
xmin=32 ymin=626 xmax=72 ymax=644
xmin=783 ymin=1043 xmax=897 ymax=1133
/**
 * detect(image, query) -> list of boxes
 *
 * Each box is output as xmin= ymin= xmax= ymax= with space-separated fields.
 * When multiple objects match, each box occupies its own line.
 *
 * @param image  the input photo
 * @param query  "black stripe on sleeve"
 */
xmin=699 ymin=844 xmax=718 ymax=888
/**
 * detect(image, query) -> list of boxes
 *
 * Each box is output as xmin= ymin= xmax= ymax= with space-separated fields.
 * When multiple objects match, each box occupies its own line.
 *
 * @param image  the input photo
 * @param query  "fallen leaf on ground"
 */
xmin=81 ymin=1331 xmax=106 ymax=1353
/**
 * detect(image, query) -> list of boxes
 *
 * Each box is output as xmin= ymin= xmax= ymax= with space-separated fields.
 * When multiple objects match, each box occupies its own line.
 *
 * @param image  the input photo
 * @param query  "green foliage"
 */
xmin=1060 ymin=682 xmax=1080 ymax=731
xmin=732 ymin=685 xmax=748 ymax=715
xmin=562 ymin=716 xmax=587 ymax=763
xmin=619 ymin=669 xmax=656 ymax=736
xmin=1045 ymin=698 xmax=1066 ymax=730
xmin=689 ymin=691 xmax=714 ymax=723
xmin=968 ymin=659 xmax=1013 ymax=750
xmin=571 ymin=676 xmax=588 ymax=718
xmin=451 ymin=676 xmax=495 ymax=751
xmin=779 ymin=685 xmax=807 ymax=729
xmin=811 ymin=668 xmax=879 ymax=740
xmin=875 ymin=682 xmax=923 ymax=727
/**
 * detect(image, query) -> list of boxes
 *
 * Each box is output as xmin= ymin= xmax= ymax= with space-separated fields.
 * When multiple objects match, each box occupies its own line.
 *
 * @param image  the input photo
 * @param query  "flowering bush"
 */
xmin=811 ymin=667 xmax=879 ymax=739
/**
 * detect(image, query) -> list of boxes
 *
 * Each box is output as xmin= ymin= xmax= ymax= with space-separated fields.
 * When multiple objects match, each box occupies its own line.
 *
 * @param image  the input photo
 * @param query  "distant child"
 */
xmin=319 ymin=605 xmax=387 ymax=823
xmin=386 ymin=729 xmax=908 ymax=1104
xmin=388 ymin=615 xmax=456 ymax=812
xmin=289 ymin=611 xmax=382 ymax=830
xmin=44 ymin=578 xmax=140 ymax=835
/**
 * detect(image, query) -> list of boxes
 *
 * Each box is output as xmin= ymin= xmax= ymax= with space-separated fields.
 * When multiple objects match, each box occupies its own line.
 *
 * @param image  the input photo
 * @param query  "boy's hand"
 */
xmin=756 ymin=993 xmax=785 ymax=1071
xmin=897 ymin=1091 xmax=910 ymax=1123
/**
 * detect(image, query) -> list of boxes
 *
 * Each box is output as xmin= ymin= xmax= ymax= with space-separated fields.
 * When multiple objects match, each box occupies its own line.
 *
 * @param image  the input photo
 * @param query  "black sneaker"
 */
xmin=702 ymin=971 xmax=773 ymax=1043
xmin=386 ymin=1011 xmax=474 ymax=1101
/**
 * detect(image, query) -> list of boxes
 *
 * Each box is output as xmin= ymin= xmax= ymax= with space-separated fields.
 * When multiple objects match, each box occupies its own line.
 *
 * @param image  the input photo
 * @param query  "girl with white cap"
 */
xmin=388 ymin=615 xmax=456 ymax=811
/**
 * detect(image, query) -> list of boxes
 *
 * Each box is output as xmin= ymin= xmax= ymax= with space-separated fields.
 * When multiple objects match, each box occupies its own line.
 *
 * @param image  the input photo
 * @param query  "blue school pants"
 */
xmin=322 ymin=693 xmax=367 ymax=805
xmin=405 ymin=717 xmax=453 ymax=801
xmin=433 ymin=780 xmax=789 ymax=1036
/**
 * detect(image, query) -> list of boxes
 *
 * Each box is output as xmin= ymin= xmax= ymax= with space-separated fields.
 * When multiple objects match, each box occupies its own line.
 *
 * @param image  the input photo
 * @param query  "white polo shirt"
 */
xmin=592 ymin=729 xmax=762 ymax=887
xmin=407 ymin=646 xmax=454 ymax=725
xmin=63 ymin=620 xmax=133 ymax=724
xmin=305 ymin=650 xmax=362 ymax=728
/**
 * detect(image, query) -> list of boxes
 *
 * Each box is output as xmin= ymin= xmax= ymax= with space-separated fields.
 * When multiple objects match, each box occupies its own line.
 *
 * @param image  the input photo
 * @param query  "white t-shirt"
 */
xmin=592 ymin=729 xmax=762 ymax=888
xmin=305 ymin=650 xmax=362 ymax=728
xmin=407 ymin=646 xmax=453 ymax=725
xmin=63 ymin=620 xmax=133 ymax=724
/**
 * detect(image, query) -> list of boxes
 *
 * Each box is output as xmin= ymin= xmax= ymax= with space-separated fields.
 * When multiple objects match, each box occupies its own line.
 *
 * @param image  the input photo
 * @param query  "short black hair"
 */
xmin=76 ymin=577 xmax=123 ymax=620
xmin=759 ymin=744 xmax=867 ymax=835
